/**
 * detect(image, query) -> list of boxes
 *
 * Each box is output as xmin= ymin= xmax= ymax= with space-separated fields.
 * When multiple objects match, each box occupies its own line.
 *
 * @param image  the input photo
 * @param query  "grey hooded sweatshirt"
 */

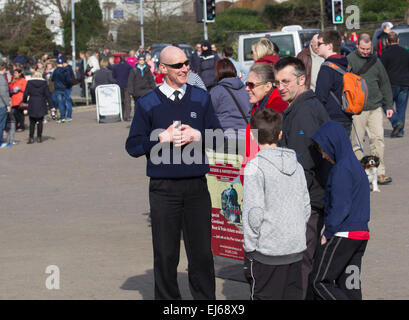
xmin=242 ymin=146 xmax=311 ymax=265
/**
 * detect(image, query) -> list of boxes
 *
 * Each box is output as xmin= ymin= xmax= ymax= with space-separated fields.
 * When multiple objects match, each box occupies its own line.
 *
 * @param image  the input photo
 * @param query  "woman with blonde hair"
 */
xmin=251 ymin=38 xmax=280 ymax=65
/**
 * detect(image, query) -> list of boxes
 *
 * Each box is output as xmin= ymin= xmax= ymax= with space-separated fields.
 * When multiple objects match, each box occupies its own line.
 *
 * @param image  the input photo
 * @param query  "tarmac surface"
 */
xmin=1 ymin=103 xmax=408 ymax=300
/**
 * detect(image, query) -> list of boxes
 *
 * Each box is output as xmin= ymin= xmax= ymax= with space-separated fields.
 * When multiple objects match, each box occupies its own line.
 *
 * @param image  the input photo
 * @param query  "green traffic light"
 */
xmin=336 ymin=16 xmax=342 ymax=22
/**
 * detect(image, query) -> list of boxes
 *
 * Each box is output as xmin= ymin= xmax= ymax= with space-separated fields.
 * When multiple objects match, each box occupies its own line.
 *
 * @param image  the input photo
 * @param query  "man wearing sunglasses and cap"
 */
xmin=126 ymin=46 xmax=221 ymax=300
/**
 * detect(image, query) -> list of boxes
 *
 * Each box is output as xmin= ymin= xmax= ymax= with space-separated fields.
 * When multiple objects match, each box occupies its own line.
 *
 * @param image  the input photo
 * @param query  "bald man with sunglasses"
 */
xmin=126 ymin=46 xmax=222 ymax=300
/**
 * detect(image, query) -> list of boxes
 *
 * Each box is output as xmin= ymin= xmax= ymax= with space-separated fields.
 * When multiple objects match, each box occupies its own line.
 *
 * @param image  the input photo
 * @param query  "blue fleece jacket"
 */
xmin=125 ymin=84 xmax=222 ymax=178
xmin=311 ymin=121 xmax=370 ymax=239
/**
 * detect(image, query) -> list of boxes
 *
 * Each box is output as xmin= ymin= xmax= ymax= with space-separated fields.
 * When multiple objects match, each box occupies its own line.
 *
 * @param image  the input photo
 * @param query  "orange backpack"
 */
xmin=322 ymin=61 xmax=368 ymax=115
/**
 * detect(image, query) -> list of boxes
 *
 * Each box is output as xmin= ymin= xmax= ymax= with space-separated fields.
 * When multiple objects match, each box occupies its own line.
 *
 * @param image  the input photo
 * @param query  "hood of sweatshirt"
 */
xmin=256 ymin=146 xmax=297 ymax=176
xmin=311 ymin=120 xmax=354 ymax=163
xmin=218 ymin=77 xmax=245 ymax=90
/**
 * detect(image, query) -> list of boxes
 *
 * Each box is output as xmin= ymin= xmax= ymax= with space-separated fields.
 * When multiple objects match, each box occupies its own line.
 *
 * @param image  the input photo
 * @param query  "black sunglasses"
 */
xmin=162 ymin=60 xmax=190 ymax=69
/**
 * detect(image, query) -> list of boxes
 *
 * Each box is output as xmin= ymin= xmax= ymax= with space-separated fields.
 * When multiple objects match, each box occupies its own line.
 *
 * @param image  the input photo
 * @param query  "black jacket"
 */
xmin=127 ymin=64 xmax=155 ymax=98
xmin=92 ymin=67 xmax=116 ymax=89
xmin=279 ymin=89 xmax=330 ymax=211
xmin=380 ymin=44 xmax=409 ymax=87
xmin=23 ymin=79 xmax=53 ymax=118
xmin=199 ymin=51 xmax=220 ymax=89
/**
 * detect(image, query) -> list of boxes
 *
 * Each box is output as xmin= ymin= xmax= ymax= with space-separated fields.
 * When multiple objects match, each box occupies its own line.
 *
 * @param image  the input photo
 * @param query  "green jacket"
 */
xmin=347 ymin=50 xmax=393 ymax=111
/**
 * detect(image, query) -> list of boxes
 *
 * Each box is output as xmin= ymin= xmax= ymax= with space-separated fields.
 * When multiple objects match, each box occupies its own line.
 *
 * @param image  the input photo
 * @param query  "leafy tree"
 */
xmin=19 ymin=15 xmax=55 ymax=59
xmin=208 ymin=8 xmax=267 ymax=45
xmin=63 ymin=0 xmax=107 ymax=55
xmin=0 ymin=0 xmax=42 ymax=58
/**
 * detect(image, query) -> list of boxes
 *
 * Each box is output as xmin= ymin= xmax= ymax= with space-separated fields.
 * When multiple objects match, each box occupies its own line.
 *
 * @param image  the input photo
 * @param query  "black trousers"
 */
xmin=14 ymin=107 xmax=25 ymax=130
xmin=311 ymin=237 xmax=368 ymax=300
xmin=244 ymin=258 xmax=303 ymax=300
xmin=120 ymin=87 xmax=131 ymax=120
xmin=149 ymin=176 xmax=216 ymax=300
xmin=29 ymin=116 xmax=44 ymax=138
xmin=301 ymin=209 xmax=324 ymax=299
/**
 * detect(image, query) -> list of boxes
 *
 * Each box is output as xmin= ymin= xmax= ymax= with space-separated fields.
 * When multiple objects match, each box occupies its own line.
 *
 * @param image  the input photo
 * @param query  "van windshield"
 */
xmin=244 ymin=34 xmax=295 ymax=61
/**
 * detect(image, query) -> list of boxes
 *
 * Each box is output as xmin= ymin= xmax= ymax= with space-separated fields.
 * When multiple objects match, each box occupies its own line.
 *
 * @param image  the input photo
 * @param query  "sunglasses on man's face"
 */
xmin=163 ymin=60 xmax=190 ymax=69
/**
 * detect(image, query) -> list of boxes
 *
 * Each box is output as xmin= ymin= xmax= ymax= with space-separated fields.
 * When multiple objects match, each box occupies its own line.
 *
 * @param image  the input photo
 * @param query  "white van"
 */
xmin=238 ymin=25 xmax=321 ymax=70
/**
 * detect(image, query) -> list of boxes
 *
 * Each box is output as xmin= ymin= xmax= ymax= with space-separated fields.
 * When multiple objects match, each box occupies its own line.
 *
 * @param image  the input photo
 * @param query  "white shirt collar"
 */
xmin=159 ymin=81 xmax=187 ymax=100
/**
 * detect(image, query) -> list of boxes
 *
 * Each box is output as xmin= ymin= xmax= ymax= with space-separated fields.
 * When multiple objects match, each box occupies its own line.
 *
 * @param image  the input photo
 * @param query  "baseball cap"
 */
xmin=56 ymin=56 xmax=64 ymax=64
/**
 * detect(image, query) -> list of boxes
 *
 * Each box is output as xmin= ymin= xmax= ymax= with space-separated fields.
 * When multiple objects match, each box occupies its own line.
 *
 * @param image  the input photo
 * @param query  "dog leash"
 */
xmin=352 ymin=122 xmax=365 ymax=155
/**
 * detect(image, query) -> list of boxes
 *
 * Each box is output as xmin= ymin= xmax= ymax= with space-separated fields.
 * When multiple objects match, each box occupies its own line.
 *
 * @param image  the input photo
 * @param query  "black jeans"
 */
xmin=149 ymin=176 xmax=215 ymax=300
xmin=29 ymin=116 xmax=44 ymax=138
xmin=311 ymin=237 xmax=368 ymax=300
xmin=14 ymin=107 xmax=25 ymax=130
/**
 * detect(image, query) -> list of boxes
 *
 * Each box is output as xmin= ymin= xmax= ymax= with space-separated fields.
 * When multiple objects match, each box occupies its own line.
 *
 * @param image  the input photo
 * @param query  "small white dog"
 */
xmin=361 ymin=155 xmax=380 ymax=192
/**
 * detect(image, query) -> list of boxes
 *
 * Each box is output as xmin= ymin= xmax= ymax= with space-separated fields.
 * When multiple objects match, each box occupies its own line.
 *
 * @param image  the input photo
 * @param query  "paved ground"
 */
xmin=0 ymin=104 xmax=408 ymax=300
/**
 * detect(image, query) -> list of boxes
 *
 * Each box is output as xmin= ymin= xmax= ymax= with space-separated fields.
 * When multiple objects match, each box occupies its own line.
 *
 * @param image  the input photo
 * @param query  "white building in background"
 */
xmin=0 ymin=0 xmax=194 ymax=46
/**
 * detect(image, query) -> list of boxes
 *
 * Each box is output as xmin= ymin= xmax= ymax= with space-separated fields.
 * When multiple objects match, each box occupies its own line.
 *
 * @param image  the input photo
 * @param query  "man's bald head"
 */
xmin=159 ymin=46 xmax=189 ymax=89
xmin=160 ymin=46 xmax=187 ymax=65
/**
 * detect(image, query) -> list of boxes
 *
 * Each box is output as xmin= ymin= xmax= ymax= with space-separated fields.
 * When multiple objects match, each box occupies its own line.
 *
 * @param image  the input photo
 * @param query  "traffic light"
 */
xmin=332 ymin=0 xmax=343 ymax=24
xmin=195 ymin=0 xmax=204 ymax=22
xmin=206 ymin=0 xmax=216 ymax=21
xmin=325 ymin=0 xmax=332 ymax=22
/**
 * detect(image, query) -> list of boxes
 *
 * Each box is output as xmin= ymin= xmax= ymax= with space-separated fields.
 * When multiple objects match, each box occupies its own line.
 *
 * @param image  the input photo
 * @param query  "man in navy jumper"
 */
xmin=126 ymin=46 xmax=221 ymax=300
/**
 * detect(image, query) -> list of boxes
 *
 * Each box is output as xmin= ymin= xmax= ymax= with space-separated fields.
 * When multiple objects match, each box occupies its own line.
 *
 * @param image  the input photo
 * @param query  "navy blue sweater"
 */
xmin=125 ymin=84 xmax=222 ymax=178
xmin=312 ymin=121 xmax=370 ymax=239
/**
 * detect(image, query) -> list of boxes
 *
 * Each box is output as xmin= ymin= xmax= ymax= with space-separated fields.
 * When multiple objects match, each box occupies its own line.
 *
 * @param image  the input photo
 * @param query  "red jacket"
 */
xmin=240 ymin=88 xmax=288 ymax=183
xmin=9 ymin=77 xmax=27 ymax=107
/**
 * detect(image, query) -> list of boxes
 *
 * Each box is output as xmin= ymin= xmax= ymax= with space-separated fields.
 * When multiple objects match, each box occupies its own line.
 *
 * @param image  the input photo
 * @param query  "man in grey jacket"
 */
xmin=0 ymin=62 xmax=11 ymax=148
xmin=242 ymin=108 xmax=311 ymax=300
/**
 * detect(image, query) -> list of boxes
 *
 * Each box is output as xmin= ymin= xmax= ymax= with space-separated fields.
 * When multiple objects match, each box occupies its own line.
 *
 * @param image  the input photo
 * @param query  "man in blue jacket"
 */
xmin=125 ymin=46 xmax=222 ymax=300
xmin=315 ymin=31 xmax=353 ymax=134
xmin=112 ymin=55 xmax=132 ymax=121
xmin=310 ymin=120 xmax=370 ymax=300
xmin=51 ymin=57 xmax=71 ymax=123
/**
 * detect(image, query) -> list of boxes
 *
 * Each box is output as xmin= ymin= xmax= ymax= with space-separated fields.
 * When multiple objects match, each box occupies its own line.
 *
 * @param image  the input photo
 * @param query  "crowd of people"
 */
xmin=1 ymin=21 xmax=407 ymax=300
xmin=125 ymin=22 xmax=408 ymax=301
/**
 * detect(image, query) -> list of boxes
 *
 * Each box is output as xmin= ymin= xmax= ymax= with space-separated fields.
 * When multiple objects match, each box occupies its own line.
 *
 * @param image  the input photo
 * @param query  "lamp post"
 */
xmin=140 ymin=0 xmax=144 ymax=48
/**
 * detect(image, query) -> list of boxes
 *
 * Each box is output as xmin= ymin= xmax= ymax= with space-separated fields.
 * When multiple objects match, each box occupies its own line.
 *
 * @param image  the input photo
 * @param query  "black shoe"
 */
xmin=391 ymin=123 xmax=403 ymax=137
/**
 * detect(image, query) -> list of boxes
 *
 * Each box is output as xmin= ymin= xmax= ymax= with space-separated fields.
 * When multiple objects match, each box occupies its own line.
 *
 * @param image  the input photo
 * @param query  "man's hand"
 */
xmin=6 ymin=106 xmax=11 ymax=112
xmin=174 ymin=124 xmax=201 ymax=147
xmin=158 ymin=122 xmax=180 ymax=143
xmin=321 ymin=235 xmax=327 ymax=245
xmin=386 ymin=109 xmax=394 ymax=118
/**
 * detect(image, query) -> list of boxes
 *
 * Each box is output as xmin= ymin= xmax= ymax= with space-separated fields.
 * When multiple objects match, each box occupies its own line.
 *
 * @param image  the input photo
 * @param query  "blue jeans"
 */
xmin=383 ymin=85 xmax=409 ymax=136
xmin=65 ymin=87 xmax=72 ymax=119
xmin=55 ymin=90 xmax=66 ymax=120
xmin=0 ymin=107 xmax=7 ymax=144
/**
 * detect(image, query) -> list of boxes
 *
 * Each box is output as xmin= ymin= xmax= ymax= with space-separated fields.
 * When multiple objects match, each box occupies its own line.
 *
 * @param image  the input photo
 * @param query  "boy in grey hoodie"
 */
xmin=242 ymin=108 xmax=311 ymax=300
